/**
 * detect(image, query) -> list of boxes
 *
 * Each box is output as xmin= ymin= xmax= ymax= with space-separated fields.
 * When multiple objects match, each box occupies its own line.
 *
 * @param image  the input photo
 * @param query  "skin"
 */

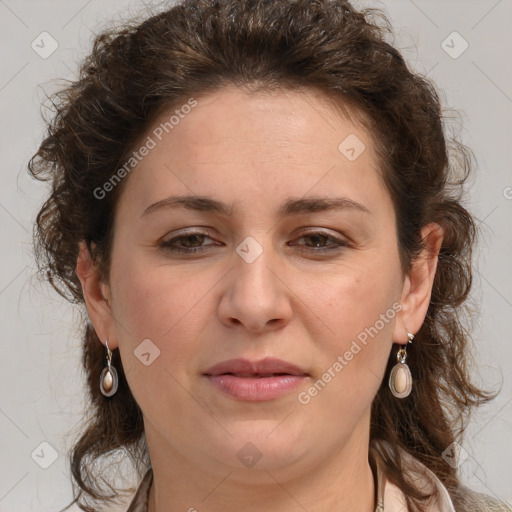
xmin=77 ymin=85 xmax=443 ymax=512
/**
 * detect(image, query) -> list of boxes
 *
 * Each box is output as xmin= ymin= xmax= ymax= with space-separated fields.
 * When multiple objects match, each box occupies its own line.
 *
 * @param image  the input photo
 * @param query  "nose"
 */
xmin=217 ymin=238 xmax=293 ymax=333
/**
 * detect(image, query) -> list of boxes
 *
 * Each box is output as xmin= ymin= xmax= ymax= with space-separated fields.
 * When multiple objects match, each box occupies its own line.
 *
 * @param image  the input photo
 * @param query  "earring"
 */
xmin=388 ymin=332 xmax=414 ymax=398
xmin=99 ymin=339 xmax=119 ymax=397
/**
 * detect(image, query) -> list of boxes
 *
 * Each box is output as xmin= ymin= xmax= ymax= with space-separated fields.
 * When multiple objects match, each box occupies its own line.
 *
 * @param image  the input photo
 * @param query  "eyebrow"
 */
xmin=141 ymin=195 xmax=372 ymax=218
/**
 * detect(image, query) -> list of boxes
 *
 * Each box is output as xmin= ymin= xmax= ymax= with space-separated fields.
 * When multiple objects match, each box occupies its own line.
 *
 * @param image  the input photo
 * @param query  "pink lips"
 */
xmin=204 ymin=357 xmax=308 ymax=401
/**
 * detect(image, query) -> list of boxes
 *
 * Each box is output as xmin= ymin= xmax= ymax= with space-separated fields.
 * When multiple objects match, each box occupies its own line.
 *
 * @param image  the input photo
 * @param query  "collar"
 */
xmin=370 ymin=441 xmax=456 ymax=512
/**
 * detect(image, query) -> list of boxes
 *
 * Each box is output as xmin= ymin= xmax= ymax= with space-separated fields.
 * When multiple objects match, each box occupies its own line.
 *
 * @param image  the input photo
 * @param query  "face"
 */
xmin=91 ymin=85 xmax=411 ymax=481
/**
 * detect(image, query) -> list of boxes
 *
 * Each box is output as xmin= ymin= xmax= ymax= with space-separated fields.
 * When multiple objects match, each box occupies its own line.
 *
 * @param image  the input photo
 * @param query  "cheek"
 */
xmin=312 ymin=257 xmax=401 ymax=344
xmin=304 ymin=258 xmax=401 ymax=402
xmin=110 ymin=252 xmax=218 ymax=379
xmin=110 ymin=258 xmax=213 ymax=424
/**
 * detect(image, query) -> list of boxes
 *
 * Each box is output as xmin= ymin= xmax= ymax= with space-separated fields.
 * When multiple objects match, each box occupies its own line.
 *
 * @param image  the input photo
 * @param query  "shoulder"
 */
xmin=450 ymin=485 xmax=512 ymax=512
xmin=373 ymin=440 xmax=511 ymax=512
xmin=399 ymin=447 xmax=512 ymax=512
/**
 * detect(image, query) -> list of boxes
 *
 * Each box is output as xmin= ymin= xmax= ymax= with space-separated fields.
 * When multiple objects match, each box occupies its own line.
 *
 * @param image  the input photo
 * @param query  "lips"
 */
xmin=204 ymin=357 xmax=308 ymax=377
xmin=204 ymin=358 xmax=308 ymax=401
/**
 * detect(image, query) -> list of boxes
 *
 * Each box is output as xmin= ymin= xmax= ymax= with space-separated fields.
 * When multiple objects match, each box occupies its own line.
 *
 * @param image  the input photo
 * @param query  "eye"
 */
xmin=290 ymin=230 xmax=349 ymax=253
xmin=160 ymin=230 xmax=219 ymax=254
xmin=159 ymin=228 xmax=349 ymax=255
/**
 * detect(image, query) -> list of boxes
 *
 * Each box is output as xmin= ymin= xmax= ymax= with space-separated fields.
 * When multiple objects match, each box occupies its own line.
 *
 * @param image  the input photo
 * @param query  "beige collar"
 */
xmin=370 ymin=441 xmax=456 ymax=512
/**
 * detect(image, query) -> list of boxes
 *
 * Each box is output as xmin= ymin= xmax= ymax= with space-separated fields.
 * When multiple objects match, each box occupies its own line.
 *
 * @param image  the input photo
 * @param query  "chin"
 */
xmin=200 ymin=421 xmax=310 ymax=474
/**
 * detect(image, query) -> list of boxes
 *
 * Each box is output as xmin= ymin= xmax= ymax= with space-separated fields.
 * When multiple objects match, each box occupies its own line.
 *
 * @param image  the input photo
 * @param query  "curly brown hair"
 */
xmin=28 ymin=1 xmax=494 ymax=511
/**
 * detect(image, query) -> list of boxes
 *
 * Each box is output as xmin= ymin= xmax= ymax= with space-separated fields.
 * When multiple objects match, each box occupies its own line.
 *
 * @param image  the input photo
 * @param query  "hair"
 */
xmin=28 ymin=1 xmax=496 ymax=511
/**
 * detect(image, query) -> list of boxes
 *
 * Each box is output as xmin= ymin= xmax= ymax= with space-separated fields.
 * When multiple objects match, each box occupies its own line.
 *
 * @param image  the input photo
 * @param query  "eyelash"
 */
xmin=159 ymin=230 xmax=349 ymax=255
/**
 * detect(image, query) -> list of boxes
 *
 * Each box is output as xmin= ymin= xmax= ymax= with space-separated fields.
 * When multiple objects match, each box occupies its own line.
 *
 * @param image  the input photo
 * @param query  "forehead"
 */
xmin=167 ymin=85 xmax=370 ymax=154
xmin=115 ymin=85 xmax=391 ymax=221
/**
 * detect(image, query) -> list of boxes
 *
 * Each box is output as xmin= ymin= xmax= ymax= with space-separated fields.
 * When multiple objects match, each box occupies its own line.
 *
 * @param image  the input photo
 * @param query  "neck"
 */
xmin=146 ymin=427 xmax=375 ymax=512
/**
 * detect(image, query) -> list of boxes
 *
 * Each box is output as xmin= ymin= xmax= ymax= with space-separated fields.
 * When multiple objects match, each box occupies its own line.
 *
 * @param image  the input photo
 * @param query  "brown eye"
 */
xmin=291 ymin=231 xmax=348 ymax=253
xmin=160 ymin=232 xmax=219 ymax=254
xmin=302 ymin=233 xmax=330 ymax=248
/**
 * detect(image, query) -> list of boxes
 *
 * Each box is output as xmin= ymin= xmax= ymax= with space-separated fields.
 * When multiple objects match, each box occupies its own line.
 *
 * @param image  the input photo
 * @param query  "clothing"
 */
xmin=124 ymin=443 xmax=511 ymax=512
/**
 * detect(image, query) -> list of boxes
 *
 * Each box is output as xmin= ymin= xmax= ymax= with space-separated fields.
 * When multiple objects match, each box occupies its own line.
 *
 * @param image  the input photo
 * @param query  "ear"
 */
xmin=393 ymin=223 xmax=444 ymax=345
xmin=76 ymin=240 xmax=119 ymax=350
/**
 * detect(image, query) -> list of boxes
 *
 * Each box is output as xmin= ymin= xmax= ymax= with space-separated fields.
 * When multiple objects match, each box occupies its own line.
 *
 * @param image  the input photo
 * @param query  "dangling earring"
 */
xmin=389 ymin=332 xmax=414 ymax=398
xmin=99 ymin=339 xmax=118 ymax=397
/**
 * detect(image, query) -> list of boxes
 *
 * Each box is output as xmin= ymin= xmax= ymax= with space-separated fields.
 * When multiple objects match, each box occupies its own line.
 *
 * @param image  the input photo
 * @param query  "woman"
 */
xmin=28 ymin=0 xmax=510 ymax=511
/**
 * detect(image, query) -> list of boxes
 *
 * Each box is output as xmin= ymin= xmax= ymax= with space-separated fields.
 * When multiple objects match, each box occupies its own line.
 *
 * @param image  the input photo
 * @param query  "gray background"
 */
xmin=0 ymin=0 xmax=511 ymax=510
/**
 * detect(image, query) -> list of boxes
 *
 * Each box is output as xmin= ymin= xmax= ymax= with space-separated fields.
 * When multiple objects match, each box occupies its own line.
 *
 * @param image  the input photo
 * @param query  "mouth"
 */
xmin=203 ymin=358 xmax=309 ymax=401
xmin=204 ymin=357 xmax=308 ymax=377
xmin=218 ymin=373 xmax=297 ymax=378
